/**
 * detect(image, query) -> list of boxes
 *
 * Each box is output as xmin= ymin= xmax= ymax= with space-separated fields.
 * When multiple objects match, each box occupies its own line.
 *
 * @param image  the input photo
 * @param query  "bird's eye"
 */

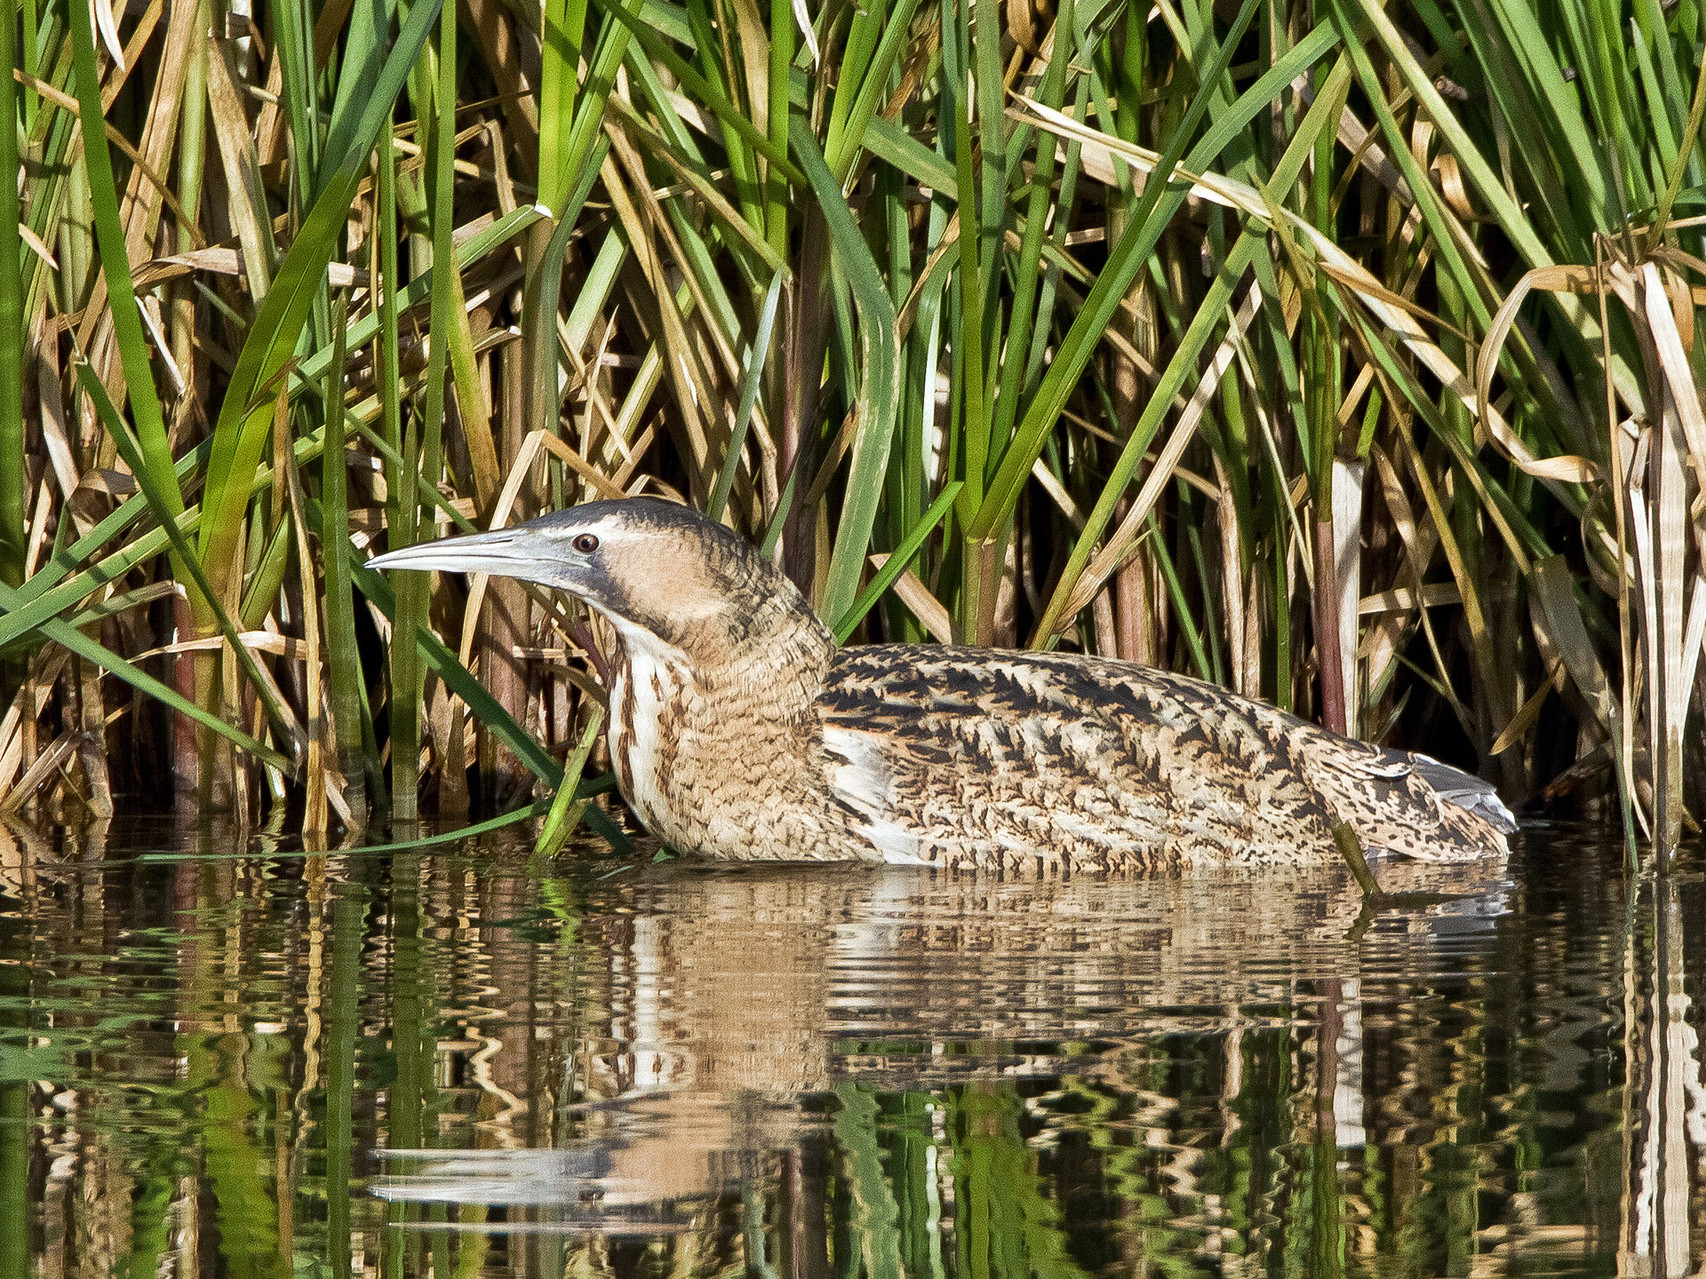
xmin=572 ymin=533 xmax=600 ymax=554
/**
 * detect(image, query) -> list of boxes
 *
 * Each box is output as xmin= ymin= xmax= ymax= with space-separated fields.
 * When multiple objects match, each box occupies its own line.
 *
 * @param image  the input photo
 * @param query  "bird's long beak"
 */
xmin=367 ymin=527 xmax=563 ymax=586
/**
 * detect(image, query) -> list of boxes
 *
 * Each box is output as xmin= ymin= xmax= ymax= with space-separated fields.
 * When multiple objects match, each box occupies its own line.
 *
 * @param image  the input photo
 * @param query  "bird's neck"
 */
xmin=603 ymin=593 xmax=835 ymax=710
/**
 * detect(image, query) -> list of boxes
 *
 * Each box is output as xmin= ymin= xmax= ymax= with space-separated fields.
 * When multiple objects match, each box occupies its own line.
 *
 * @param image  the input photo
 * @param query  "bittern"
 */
xmin=369 ymin=498 xmax=1514 ymax=869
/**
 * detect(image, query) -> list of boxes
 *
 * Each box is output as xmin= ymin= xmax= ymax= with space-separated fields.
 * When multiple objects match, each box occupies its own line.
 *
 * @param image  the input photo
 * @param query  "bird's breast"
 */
xmin=600 ymin=633 xmax=860 ymax=859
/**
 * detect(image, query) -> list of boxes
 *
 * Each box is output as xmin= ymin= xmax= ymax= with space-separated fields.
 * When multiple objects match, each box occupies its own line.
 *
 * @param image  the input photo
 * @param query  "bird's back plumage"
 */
xmin=817 ymin=646 xmax=1512 ymax=870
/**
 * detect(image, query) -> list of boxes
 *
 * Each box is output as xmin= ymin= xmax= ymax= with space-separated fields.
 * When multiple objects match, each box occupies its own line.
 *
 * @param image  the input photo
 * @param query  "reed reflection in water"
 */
xmin=0 ymin=820 xmax=1696 ymax=1277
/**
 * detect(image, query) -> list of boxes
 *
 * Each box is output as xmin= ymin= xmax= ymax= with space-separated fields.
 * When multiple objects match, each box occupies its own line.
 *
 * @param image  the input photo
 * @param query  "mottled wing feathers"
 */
xmin=817 ymin=646 xmax=1511 ymax=869
xmin=819 ymin=647 xmax=1333 ymax=870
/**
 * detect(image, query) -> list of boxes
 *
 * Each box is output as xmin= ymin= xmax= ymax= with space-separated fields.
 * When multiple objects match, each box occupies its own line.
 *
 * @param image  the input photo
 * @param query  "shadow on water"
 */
xmin=0 ymin=818 xmax=1697 ymax=1276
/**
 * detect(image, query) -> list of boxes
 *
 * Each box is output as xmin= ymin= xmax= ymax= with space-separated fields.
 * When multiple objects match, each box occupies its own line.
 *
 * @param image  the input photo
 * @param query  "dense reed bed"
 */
xmin=1 ymin=0 xmax=1702 ymax=856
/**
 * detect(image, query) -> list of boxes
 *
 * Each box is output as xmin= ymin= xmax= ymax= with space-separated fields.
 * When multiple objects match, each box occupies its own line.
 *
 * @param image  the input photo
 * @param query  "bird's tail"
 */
xmin=1405 ymin=754 xmax=1517 ymax=834
xmin=1304 ymin=738 xmax=1516 ymax=862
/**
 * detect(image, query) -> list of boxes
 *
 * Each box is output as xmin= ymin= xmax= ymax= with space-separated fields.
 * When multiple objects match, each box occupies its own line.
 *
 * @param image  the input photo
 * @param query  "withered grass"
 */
xmin=1 ymin=0 xmax=1703 ymax=861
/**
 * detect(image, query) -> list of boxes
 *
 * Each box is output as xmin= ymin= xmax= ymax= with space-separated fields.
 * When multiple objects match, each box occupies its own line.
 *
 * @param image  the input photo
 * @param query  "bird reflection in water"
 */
xmin=377 ymin=855 xmax=1511 ymax=1261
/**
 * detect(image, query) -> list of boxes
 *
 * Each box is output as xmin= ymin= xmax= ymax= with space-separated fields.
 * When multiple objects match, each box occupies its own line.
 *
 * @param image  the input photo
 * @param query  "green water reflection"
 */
xmin=0 ymin=820 xmax=1695 ymax=1276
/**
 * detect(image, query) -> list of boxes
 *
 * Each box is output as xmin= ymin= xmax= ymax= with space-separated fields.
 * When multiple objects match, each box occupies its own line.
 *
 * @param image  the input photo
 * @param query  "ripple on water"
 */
xmin=0 ymin=817 xmax=1679 ymax=1277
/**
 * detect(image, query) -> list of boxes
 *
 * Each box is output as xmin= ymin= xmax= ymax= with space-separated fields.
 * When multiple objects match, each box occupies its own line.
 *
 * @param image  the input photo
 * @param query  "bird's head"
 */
xmin=368 ymin=499 xmax=833 ymax=671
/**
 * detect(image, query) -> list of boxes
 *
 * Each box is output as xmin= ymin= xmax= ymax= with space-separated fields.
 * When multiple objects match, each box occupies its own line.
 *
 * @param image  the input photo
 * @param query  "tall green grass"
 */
xmin=0 ymin=0 xmax=1701 ymax=858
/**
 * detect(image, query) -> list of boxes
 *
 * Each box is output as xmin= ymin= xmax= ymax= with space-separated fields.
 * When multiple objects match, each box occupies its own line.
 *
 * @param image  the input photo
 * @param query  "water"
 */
xmin=0 ymin=819 xmax=1698 ymax=1277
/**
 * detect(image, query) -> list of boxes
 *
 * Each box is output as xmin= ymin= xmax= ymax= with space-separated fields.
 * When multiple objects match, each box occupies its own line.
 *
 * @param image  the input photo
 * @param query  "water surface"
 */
xmin=0 ymin=820 xmax=1698 ymax=1276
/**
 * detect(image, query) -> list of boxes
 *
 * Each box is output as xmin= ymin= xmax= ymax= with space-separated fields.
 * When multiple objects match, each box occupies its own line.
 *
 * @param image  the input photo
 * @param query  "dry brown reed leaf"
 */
xmin=1358 ymin=583 xmax=1462 ymax=615
xmin=139 ymin=632 xmax=312 ymax=661
xmin=18 ymin=224 xmax=57 ymax=270
xmin=1631 ymin=263 xmax=1705 ymax=847
xmin=134 ymin=631 xmax=310 ymax=777
xmin=1366 ymin=442 xmax=1442 ymax=681
xmin=0 ymin=730 xmax=81 ymax=816
xmin=423 ymin=677 xmax=465 ymax=817
xmin=34 ymin=312 xmax=83 ymax=519
xmin=121 ymin=0 xmax=200 ymax=246
xmin=23 ymin=484 xmax=55 ymax=575
xmin=1007 ymin=0 xmax=1041 ymax=53
xmin=1477 ymin=265 xmax=1619 ymax=480
xmin=867 ymin=553 xmax=953 ymax=643
xmin=1316 ymin=260 xmax=1468 ymax=340
xmin=1660 ymin=264 xmax=1695 ymax=353
xmin=133 ymin=247 xmax=365 ymax=291
xmin=0 ymin=652 xmax=70 ymax=796
xmin=1429 ymin=152 xmax=1478 ymax=222
xmin=138 ymin=295 xmax=185 ymax=396
xmin=1531 ymin=555 xmax=1620 ymax=739
xmin=101 ymin=0 xmax=163 ymax=106
xmin=1641 ymin=263 xmax=1706 ymax=497
xmin=1492 ymin=656 xmax=1565 ymax=756
xmin=205 ymin=38 xmax=276 ymax=297
xmin=1029 ymin=457 xmax=1085 ymax=529
xmin=284 ymin=426 xmax=329 ymax=833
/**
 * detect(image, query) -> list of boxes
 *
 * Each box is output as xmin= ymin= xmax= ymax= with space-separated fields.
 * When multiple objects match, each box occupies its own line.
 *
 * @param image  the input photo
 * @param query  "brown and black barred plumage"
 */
xmin=371 ymin=498 xmax=1515 ymax=869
